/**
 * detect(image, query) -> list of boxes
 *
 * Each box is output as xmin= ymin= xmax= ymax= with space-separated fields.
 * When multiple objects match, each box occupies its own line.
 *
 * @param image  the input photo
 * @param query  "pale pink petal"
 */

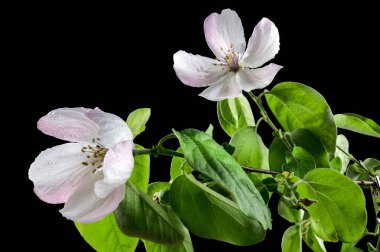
xmin=60 ymin=173 xmax=125 ymax=223
xmin=86 ymin=108 xmax=133 ymax=148
xmin=94 ymin=140 xmax=134 ymax=198
xmin=29 ymin=143 xmax=92 ymax=204
xmin=241 ymin=18 xmax=280 ymax=68
xmin=173 ymin=51 xmax=227 ymax=87
xmin=204 ymin=9 xmax=246 ymax=61
xmin=37 ymin=107 xmax=99 ymax=144
xmin=199 ymin=73 xmax=241 ymax=101
xmin=237 ymin=63 xmax=283 ymax=91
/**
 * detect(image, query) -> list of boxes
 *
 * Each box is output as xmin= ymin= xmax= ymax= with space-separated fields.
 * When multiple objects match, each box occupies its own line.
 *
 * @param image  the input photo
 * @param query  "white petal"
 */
xmin=237 ymin=63 xmax=283 ymax=91
xmin=199 ymin=73 xmax=242 ymax=101
xmin=29 ymin=143 xmax=92 ymax=204
xmin=60 ymin=172 xmax=125 ymax=223
xmin=204 ymin=9 xmax=246 ymax=60
xmin=94 ymin=140 xmax=134 ymax=198
xmin=86 ymin=108 xmax=133 ymax=148
xmin=37 ymin=107 xmax=99 ymax=144
xmin=241 ymin=18 xmax=280 ymax=68
xmin=173 ymin=50 xmax=227 ymax=87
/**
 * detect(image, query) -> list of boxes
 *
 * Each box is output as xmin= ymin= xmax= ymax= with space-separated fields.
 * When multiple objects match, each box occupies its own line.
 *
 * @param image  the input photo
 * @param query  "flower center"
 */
xmin=81 ymin=138 xmax=108 ymax=174
xmin=222 ymin=45 xmax=240 ymax=72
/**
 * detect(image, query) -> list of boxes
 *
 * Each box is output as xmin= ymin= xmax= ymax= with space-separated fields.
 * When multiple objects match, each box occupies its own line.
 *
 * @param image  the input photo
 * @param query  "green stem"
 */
xmin=247 ymin=91 xmax=292 ymax=150
xmin=157 ymin=133 xmax=176 ymax=148
xmin=248 ymin=91 xmax=279 ymax=133
xmin=133 ymin=147 xmax=184 ymax=158
xmin=336 ymin=145 xmax=369 ymax=172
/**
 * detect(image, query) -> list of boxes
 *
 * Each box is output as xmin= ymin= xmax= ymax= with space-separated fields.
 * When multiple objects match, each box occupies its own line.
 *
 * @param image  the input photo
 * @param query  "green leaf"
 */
xmin=334 ymin=113 xmax=380 ymax=138
xmin=281 ymin=225 xmax=302 ymax=252
xmin=278 ymin=196 xmax=302 ymax=223
xmin=115 ymin=182 xmax=188 ymax=244
xmin=269 ymin=129 xmax=330 ymax=173
xmin=126 ymin=108 xmax=151 ymax=138
xmin=283 ymin=146 xmax=316 ymax=178
xmin=129 ymin=144 xmax=150 ymax=192
xmin=170 ymin=147 xmax=184 ymax=181
xmin=230 ymin=126 xmax=269 ymax=170
xmin=143 ymin=229 xmax=193 ymax=252
xmin=170 ymin=173 xmax=266 ymax=246
xmin=303 ymin=227 xmax=326 ymax=252
xmin=334 ymin=134 xmax=350 ymax=173
xmin=205 ymin=124 xmax=214 ymax=137
xmin=265 ymin=82 xmax=337 ymax=153
xmin=147 ymin=182 xmax=171 ymax=198
xmin=217 ymin=95 xmax=255 ymax=137
xmin=346 ymin=158 xmax=380 ymax=180
xmin=247 ymin=173 xmax=270 ymax=204
xmin=147 ymin=182 xmax=171 ymax=206
xmin=75 ymin=214 xmax=139 ymax=252
xmin=329 ymin=156 xmax=343 ymax=172
xmin=341 ymin=243 xmax=364 ymax=252
xmin=367 ymin=242 xmax=377 ymax=252
xmin=173 ymin=128 xmax=271 ymax=229
xmin=296 ymin=169 xmax=367 ymax=242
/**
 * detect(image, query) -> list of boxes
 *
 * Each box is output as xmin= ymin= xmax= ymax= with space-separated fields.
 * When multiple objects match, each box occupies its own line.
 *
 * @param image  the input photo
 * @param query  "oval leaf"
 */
xmin=129 ymin=144 xmax=150 ymax=192
xmin=334 ymin=113 xmax=380 ymax=138
xmin=127 ymin=108 xmax=151 ymax=138
xmin=282 ymin=146 xmax=316 ymax=178
xmin=230 ymin=126 xmax=269 ymax=169
xmin=170 ymin=174 xmax=266 ymax=246
xmin=334 ymin=134 xmax=350 ymax=173
xmin=115 ymin=182 xmax=188 ymax=244
xmin=75 ymin=214 xmax=139 ymax=252
xmin=269 ymin=129 xmax=329 ymax=173
xmin=143 ymin=229 xmax=193 ymax=252
xmin=173 ymin=128 xmax=271 ymax=230
xmin=265 ymin=82 xmax=337 ymax=153
xmin=303 ymin=227 xmax=326 ymax=252
xmin=217 ymin=95 xmax=255 ymax=137
xmin=281 ymin=225 xmax=302 ymax=252
xmin=296 ymin=169 xmax=367 ymax=242
xmin=278 ymin=196 xmax=303 ymax=223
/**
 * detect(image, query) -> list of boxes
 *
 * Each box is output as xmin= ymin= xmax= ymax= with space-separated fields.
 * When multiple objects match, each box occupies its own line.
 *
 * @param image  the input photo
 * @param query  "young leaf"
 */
xmin=173 ymin=128 xmax=272 ymax=230
xmin=282 ymin=146 xmax=316 ymax=178
xmin=126 ymin=108 xmax=151 ymax=138
xmin=346 ymin=158 xmax=380 ymax=180
xmin=230 ymin=126 xmax=269 ymax=170
xmin=334 ymin=113 xmax=380 ymax=138
xmin=170 ymin=173 xmax=266 ymax=246
xmin=265 ymin=82 xmax=337 ymax=153
xmin=281 ymin=225 xmax=302 ymax=252
xmin=217 ymin=95 xmax=255 ymax=137
xmin=278 ymin=196 xmax=302 ymax=223
xmin=75 ymin=214 xmax=139 ymax=252
xmin=334 ymin=134 xmax=350 ymax=173
xmin=115 ymin=182 xmax=188 ymax=244
xmin=129 ymin=144 xmax=150 ymax=192
xmin=247 ymin=173 xmax=270 ymax=204
xmin=143 ymin=229 xmax=193 ymax=252
xmin=296 ymin=169 xmax=367 ymax=242
xmin=269 ymin=129 xmax=330 ymax=173
xmin=329 ymin=156 xmax=343 ymax=172
xmin=303 ymin=227 xmax=326 ymax=252
xmin=147 ymin=182 xmax=171 ymax=198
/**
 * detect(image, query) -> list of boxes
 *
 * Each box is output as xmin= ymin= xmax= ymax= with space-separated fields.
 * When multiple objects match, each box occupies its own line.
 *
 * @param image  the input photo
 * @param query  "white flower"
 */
xmin=29 ymin=108 xmax=134 ymax=223
xmin=173 ymin=9 xmax=282 ymax=101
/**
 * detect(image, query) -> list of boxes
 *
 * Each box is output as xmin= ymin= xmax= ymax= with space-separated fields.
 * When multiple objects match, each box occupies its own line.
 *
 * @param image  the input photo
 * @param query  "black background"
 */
xmin=11 ymin=2 xmax=379 ymax=251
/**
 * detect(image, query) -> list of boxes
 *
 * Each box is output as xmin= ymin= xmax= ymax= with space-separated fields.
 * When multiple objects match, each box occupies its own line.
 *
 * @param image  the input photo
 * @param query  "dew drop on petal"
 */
xmin=48 ymin=160 xmax=53 ymax=165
